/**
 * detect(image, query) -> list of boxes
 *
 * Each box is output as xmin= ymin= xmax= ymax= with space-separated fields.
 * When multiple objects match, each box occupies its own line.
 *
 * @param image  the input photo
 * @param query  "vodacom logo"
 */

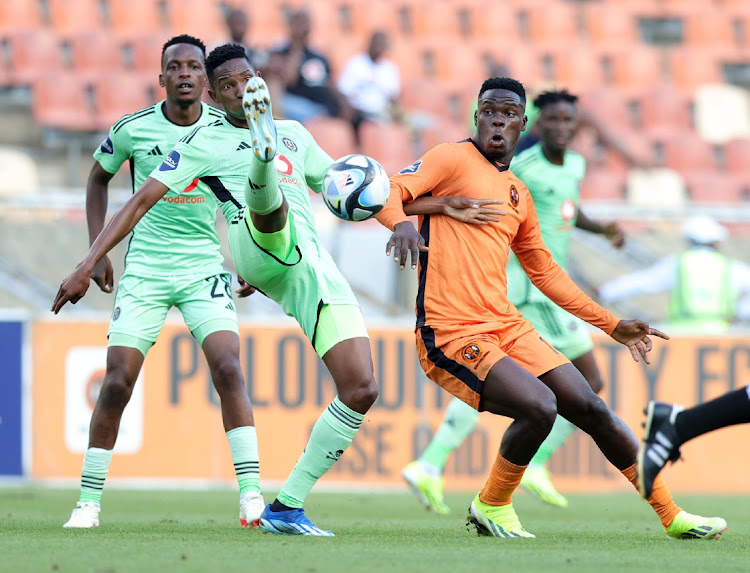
xmin=275 ymin=154 xmax=293 ymax=175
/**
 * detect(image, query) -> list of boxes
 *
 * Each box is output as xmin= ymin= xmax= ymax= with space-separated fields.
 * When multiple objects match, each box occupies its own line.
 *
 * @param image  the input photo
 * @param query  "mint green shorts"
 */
xmin=517 ymin=300 xmax=594 ymax=361
xmin=108 ymin=271 xmax=239 ymax=356
xmin=228 ymin=212 xmax=364 ymax=355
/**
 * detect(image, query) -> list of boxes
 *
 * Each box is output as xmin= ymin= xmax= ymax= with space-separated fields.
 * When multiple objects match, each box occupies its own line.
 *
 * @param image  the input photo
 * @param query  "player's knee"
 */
xmin=208 ymin=356 xmax=244 ymax=395
xmin=98 ymin=369 xmax=137 ymax=409
xmin=575 ymin=394 xmax=610 ymax=429
xmin=524 ymin=390 xmax=558 ymax=436
xmin=341 ymin=374 xmax=379 ymax=412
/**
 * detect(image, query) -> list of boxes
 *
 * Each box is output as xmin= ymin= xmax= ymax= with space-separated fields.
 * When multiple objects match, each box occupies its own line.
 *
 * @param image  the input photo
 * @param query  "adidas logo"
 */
xmin=148 ymin=145 xmax=163 ymax=156
xmin=246 ymin=178 xmax=264 ymax=190
xmin=645 ymin=431 xmax=675 ymax=467
xmin=225 ymin=302 xmax=235 ymax=311
xmin=237 ymin=141 xmax=252 ymax=151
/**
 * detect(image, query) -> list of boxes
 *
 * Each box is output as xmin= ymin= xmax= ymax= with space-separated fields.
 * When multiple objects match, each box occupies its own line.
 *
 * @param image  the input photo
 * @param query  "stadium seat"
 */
xmin=582 ymin=3 xmax=639 ymax=45
xmin=122 ymin=34 xmax=163 ymax=72
xmin=537 ymin=45 xmax=604 ymax=91
xmin=165 ymin=0 xmax=224 ymax=42
xmin=632 ymin=86 xmax=693 ymax=131
xmin=104 ymin=0 xmax=167 ymax=37
xmin=522 ymin=2 xmax=583 ymax=46
xmin=599 ymin=46 xmax=666 ymax=88
xmin=0 ymin=2 xmax=43 ymax=34
xmin=724 ymin=138 xmax=750 ymax=174
xmin=579 ymin=168 xmax=627 ymax=202
xmin=694 ymin=84 xmax=750 ymax=144
xmin=684 ymin=171 xmax=749 ymax=204
xmin=650 ymin=130 xmax=721 ymax=172
xmin=0 ymin=31 xmax=62 ymax=87
xmin=683 ymin=10 xmax=736 ymax=48
xmin=32 ymin=71 xmax=99 ymax=132
xmin=92 ymin=72 xmax=160 ymax=130
xmin=303 ymin=117 xmax=356 ymax=162
xmin=667 ymin=48 xmax=723 ymax=90
xmin=359 ymin=122 xmax=416 ymax=176
xmin=47 ymin=0 xmax=103 ymax=33
xmin=249 ymin=4 xmax=289 ymax=46
xmin=61 ymin=32 xmax=125 ymax=72
xmin=419 ymin=119 xmax=471 ymax=151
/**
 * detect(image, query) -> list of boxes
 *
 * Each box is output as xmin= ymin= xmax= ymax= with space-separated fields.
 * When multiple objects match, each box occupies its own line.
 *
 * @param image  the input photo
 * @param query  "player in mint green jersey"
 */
xmin=53 ymin=43 xmax=379 ymax=537
xmin=401 ymin=90 xmax=626 ymax=513
xmin=61 ymin=36 xmax=264 ymax=530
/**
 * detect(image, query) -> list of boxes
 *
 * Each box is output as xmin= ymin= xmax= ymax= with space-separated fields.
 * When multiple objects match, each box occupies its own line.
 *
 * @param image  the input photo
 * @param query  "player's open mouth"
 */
xmin=489 ymin=134 xmax=505 ymax=145
xmin=177 ymin=82 xmax=194 ymax=93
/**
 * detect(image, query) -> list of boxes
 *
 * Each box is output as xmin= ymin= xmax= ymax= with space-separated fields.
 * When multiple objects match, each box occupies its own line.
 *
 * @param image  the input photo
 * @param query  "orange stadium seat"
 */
xmin=579 ymin=168 xmax=627 ymax=202
xmin=599 ymin=47 xmax=666 ymax=88
xmin=92 ymin=72 xmax=158 ymax=130
xmin=303 ymin=117 xmax=357 ymax=162
xmin=122 ymin=33 xmax=163 ymax=72
xmin=32 ymin=71 xmax=99 ymax=131
xmin=683 ymin=10 xmax=736 ymax=48
xmin=104 ymin=0 xmax=167 ymax=37
xmin=577 ymin=88 xmax=636 ymax=131
xmin=359 ymin=122 xmax=415 ymax=176
xmin=667 ymin=48 xmax=722 ymax=90
xmin=165 ymin=0 xmax=224 ymax=42
xmin=61 ymin=32 xmax=125 ymax=72
xmin=522 ymin=2 xmax=583 ymax=46
xmin=651 ymin=130 xmax=721 ymax=172
xmin=684 ymin=171 xmax=749 ymax=204
xmin=47 ymin=0 xmax=103 ymax=33
xmin=582 ymin=3 xmax=639 ymax=45
xmin=724 ymin=138 xmax=750 ymax=174
xmin=0 ymin=2 xmax=43 ymax=34
xmin=250 ymin=4 xmax=292 ymax=47
xmin=536 ymin=45 xmax=603 ymax=92
xmin=0 ymin=31 xmax=62 ymax=87
xmin=633 ymin=86 xmax=694 ymax=131
xmin=419 ymin=119 xmax=471 ymax=151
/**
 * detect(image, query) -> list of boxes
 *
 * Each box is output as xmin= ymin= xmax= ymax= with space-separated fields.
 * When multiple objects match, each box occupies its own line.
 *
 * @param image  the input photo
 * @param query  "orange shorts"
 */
xmin=416 ymin=326 xmax=570 ymax=410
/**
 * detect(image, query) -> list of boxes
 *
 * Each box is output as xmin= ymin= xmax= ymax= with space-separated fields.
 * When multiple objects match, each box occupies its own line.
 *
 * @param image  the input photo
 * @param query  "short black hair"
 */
xmin=162 ymin=34 xmax=206 ymax=59
xmin=534 ymin=90 xmax=578 ymax=110
xmin=478 ymin=77 xmax=526 ymax=105
xmin=205 ymin=43 xmax=252 ymax=84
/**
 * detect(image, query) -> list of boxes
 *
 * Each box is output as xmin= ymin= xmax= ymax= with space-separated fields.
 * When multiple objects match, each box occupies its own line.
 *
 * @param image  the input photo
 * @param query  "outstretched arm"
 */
xmin=86 ymin=162 xmax=117 ymax=293
xmin=52 ymin=178 xmax=170 ymax=313
xmin=576 ymin=208 xmax=624 ymax=248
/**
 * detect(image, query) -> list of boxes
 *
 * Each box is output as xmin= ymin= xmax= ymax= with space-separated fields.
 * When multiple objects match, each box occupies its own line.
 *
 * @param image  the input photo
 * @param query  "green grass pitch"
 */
xmin=1 ymin=487 xmax=749 ymax=572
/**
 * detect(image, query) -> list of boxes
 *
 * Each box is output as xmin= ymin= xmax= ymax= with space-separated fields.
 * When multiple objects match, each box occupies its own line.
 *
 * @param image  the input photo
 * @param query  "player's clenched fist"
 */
xmin=52 ymin=263 xmax=93 ymax=313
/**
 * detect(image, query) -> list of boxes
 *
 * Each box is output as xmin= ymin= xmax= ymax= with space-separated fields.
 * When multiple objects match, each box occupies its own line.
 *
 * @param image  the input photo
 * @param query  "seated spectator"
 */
xmin=337 ymin=31 xmax=402 ymax=147
xmin=210 ymin=7 xmax=269 ymax=71
xmin=272 ymin=9 xmax=349 ymax=124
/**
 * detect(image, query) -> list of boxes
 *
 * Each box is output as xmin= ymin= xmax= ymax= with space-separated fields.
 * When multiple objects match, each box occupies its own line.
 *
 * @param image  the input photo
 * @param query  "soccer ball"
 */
xmin=322 ymin=154 xmax=390 ymax=222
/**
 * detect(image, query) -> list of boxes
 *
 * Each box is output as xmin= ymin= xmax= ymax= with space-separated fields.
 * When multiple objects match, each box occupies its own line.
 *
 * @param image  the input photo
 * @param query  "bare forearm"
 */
xmin=575 ymin=210 xmax=607 ymax=234
xmin=404 ymin=196 xmax=447 ymax=216
xmin=86 ymin=182 xmax=108 ymax=246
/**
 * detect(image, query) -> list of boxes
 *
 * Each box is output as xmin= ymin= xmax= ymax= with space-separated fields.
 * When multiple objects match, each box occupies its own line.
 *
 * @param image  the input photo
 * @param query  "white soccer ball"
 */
xmin=322 ymin=154 xmax=390 ymax=222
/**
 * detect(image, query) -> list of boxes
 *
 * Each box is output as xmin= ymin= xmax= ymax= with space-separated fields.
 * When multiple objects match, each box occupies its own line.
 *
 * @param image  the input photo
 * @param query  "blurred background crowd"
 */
xmin=1 ymin=0 xmax=749 ymax=331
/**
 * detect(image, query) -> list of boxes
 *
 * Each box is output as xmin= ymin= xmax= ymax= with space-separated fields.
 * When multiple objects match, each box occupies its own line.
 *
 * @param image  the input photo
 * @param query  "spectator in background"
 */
xmin=599 ymin=215 xmax=750 ymax=333
xmin=272 ymin=9 xmax=350 ymax=124
xmin=337 ymin=31 xmax=402 ymax=149
xmin=211 ymin=7 xmax=269 ymax=71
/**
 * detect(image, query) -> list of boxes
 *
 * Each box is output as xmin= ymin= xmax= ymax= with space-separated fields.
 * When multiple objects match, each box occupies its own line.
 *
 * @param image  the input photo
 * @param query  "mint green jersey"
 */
xmin=149 ymin=117 xmax=359 ymax=332
xmin=150 ymin=116 xmax=331 ymax=239
xmin=94 ymin=101 xmax=226 ymax=277
xmin=507 ymin=142 xmax=586 ymax=305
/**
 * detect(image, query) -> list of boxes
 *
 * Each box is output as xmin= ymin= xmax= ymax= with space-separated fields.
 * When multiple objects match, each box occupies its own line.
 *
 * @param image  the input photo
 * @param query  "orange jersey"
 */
xmin=377 ymin=139 xmax=620 ymax=344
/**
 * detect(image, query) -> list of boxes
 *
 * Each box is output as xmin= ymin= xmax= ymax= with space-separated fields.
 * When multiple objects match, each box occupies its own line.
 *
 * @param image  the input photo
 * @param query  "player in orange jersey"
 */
xmin=375 ymin=76 xmax=727 ymax=540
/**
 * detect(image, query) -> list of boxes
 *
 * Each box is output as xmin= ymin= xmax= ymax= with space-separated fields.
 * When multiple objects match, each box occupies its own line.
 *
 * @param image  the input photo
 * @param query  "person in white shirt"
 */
xmin=337 ymin=31 xmax=402 ymax=148
xmin=599 ymin=215 xmax=750 ymax=333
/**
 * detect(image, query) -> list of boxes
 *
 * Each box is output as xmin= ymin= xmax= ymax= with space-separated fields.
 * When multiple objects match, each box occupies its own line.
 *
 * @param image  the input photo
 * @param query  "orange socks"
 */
xmin=622 ymin=464 xmax=681 ymax=528
xmin=479 ymin=452 xmax=527 ymax=506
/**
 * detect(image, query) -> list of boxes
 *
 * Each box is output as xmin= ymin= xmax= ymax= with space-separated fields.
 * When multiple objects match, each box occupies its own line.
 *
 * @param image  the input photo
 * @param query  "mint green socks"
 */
xmin=245 ymin=155 xmax=283 ymax=216
xmin=227 ymin=426 xmax=261 ymax=494
xmin=78 ymin=447 xmax=113 ymax=504
xmin=420 ymin=397 xmax=480 ymax=472
xmin=529 ymin=415 xmax=578 ymax=467
xmin=276 ymin=397 xmax=363 ymax=508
